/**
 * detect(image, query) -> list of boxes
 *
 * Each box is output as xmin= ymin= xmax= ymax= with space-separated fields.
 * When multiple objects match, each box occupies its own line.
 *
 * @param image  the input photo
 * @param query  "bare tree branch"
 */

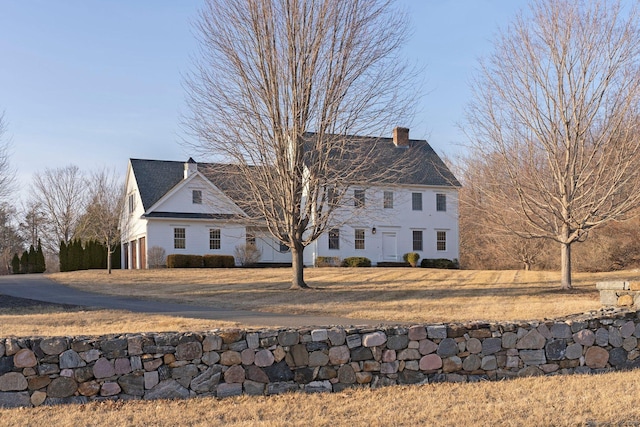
xmin=0 ymin=112 xmax=16 ymax=202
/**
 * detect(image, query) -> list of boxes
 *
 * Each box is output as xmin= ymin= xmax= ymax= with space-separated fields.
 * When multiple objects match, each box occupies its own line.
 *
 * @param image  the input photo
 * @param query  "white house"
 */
xmin=120 ymin=128 xmax=460 ymax=268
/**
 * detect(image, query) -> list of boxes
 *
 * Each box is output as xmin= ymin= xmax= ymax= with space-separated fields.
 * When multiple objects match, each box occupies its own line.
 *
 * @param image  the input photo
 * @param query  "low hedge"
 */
xmin=341 ymin=257 xmax=371 ymax=267
xmin=203 ymin=255 xmax=235 ymax=268
xmin=166 ymin=254 xmax=203 ymax=268
xmin=167 ymin=254 xmax=236 ymax=268
xmin=315 ymin=256 xmax=341 ymax=267
xmin=376 ymin=262 xmax=411 ymax=267
xmin=420 ymin=258 xmax=460 ymax=269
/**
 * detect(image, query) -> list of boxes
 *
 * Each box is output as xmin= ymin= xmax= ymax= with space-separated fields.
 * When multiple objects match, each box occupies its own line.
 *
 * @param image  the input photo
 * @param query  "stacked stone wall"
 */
xmin=1 ymin=309 xmax=640 ymax=407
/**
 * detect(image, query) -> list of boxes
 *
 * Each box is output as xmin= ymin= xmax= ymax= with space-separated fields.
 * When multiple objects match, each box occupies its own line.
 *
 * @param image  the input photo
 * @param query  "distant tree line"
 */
xmin=0 ymin=162 xmax=125 ymax=275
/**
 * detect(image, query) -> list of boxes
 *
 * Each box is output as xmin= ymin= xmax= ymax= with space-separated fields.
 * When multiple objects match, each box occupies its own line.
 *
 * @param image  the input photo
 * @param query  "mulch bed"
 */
xmin=0 ymin=294 xmax=83 ymax=311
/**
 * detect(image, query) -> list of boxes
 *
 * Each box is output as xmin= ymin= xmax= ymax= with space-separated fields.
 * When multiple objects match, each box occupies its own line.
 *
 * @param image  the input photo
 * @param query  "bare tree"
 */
xmin=0 ymin=112 xmax=15 ymax=202
xmin=147 ymin=246 xmax=167 ymax=269
xmin=234 ymin=243 xmax=262 ymax=267
xmin=185 ymin=0 xmax=418 ymax=288
xmin=30 ymin=165 xmax=86 ymax=253
xmin=77 ymin=169 xmax=125 ymax=274
xmin=456 ymin=152 xmax=552 ymax=271
xmin=19 ymin=201 xmax=46 ymax=249
xmin=0 ymin=203 xmax=23 ymax=274
xmin=464 ymin=0 xmax=640 ymax=289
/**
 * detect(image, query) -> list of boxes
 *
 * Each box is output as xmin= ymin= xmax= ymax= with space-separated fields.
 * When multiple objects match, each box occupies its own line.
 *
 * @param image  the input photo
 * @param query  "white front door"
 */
xmin=382 ymin=232 xmax=397 ymax=260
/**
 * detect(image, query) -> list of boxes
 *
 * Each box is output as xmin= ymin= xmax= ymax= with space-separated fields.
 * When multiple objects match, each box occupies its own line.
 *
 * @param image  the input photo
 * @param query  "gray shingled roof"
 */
xmin=130 ymin=159 xmax=185 ymax=210
xmin=303 ymin=133 xmax=461 ymax=187
xmin=374 ymin=138 xmax=460 ymax=187
xmin=130 ymin=159 xmax=251 ymax=213
xmin=130 ymin=137 xmax=459 ymax=212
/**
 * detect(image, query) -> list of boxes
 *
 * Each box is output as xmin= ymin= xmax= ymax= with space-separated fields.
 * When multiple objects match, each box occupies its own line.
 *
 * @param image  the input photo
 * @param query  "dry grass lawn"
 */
xmin=2 ymin=370 xmax=640 ymax=426
xmin=49 ymin=267 xmax=640 ymax=323
xmin=0 ymin=305 xmax=241 ymax=337
xmin=4 ymin=268 xmax=640 ymax=425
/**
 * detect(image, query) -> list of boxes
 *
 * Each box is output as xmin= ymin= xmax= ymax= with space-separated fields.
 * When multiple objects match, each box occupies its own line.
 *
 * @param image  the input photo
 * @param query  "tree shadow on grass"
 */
xmin=0 ymin=294 xmax=89 ymax=315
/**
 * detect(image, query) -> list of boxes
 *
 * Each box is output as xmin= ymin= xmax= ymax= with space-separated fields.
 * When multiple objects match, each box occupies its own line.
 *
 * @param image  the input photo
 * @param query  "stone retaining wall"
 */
xmin=597 ymin=281 xmax=640 ymax=307
xmin=1 ymin=309 xmax=640 ymax=408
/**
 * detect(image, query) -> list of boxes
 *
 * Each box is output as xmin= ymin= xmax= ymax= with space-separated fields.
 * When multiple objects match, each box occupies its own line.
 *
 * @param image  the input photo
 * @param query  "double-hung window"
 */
xmin=355 ymin=229 xmax=365 ymax=250
xmin=354 ymin=189 xmax=365 ymax=208
xmin=174 ymin=228 xmax=186 ymax=249
xmin=412 ymin=193 xmax=422 ymax=211
xmin=436 ymin=193 xmax=446 ymax=212
xmin=192 ymin=190 xmax=202 ymax=204
xmin=412 ymin=230 xmax=423 ymax=251
xmin=209 ymin=229 xmax=221 ymax=250
xmin=128 ymin=194 xmax=135 ymax=214
xmin=329 ymin=229 xmax=340 ymax=250
xmin=383 ymin=191 xmax=393 ymax=209
xmin=437 ymin=231 xmax=447 ymax=251
xmin=327 ymin=186 xmax=338 ymax=207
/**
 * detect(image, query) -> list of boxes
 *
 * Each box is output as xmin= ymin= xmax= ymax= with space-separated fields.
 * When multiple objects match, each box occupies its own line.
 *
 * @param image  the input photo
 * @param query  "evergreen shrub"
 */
xmin=203 ymin=254 xmax=235 ymax=268
xmin=420 ymin=258 xmax=460 ymax=269
xmin=11 ymin=253 xmax=20 ymax=274
xmin=166 ymin=254 xmax=204 ymax=268
xmin=376 ymin=262 xmax=410 ymax=267
xmin=341 ymin=257 xmax=371 ymax=267
xmin=403 ymin=252 xmax=421 ymax=267
xmin=20 ymin=251 xmax=29 ymax=274
xmin=315 ymin=256 xmax=341 ymax=267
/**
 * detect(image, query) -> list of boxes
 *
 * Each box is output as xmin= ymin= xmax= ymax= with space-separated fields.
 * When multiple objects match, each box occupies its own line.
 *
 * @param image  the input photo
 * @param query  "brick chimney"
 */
xmin=184 ymin=157 xmax=197 ymax=179
xmin=393 ymin=127 xmax=409 ymax=147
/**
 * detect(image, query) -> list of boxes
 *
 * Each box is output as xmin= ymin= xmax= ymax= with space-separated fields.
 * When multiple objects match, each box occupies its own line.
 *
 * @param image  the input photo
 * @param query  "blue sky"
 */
xmin=0 ymin=1 xmax=525 ymax=198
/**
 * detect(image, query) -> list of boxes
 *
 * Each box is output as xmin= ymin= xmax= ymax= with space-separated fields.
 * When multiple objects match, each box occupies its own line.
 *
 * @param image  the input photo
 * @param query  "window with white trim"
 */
xmin=192 ymin=190 xmax=202 ymax=204
xmin=327 ymin=186 xmax=338 ymax=207
xmin=128 ymin=194 xmax=135 ymax=214
xmin=412 ymin=193 xmax=422 ymax=211
xmin=383 ymin=191 xmax=393 ymax=209
xmin=209 ymin=229 xmax=221 ymax=250
xmin=329 ymin=228 xmax=340 ymax=250
xmin=246 ymin=233 xmax=256 ymax=246
xmin=412 ymin=230 xmax=423 ymax=251
xmin=436 ymin=193 xmax=446 ymax=212
xmin=437 ymin=231 xmax=447 ymax=251
xmin=355 ymin=229 xmax=365 ymax=250
xmin=174 ymin=228 xmax=186 ymax=249
xmin=354 ymin=189 xmax=365 ymax=208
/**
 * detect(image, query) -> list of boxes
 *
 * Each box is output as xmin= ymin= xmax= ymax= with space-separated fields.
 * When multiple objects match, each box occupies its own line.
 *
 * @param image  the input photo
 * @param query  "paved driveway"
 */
xmin=0 ymin=274 xmax=386 ymax=328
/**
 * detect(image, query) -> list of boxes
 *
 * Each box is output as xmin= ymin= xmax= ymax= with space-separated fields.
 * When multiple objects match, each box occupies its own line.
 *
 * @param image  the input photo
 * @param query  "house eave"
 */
xmin=141 ymin=212 xmax=247 ymax=221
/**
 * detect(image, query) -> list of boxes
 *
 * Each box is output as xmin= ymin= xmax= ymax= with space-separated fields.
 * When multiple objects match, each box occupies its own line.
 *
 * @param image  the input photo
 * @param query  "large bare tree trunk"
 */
xmin=290 ymin=244 xmax=308 ymax=290
xmin=560 ymin=242 xmax=572 ymax=290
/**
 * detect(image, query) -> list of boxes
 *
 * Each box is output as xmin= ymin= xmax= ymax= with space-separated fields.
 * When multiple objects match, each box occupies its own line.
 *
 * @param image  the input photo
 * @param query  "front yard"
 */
xmin=48 ymin=267 xmax=638 ymax=324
